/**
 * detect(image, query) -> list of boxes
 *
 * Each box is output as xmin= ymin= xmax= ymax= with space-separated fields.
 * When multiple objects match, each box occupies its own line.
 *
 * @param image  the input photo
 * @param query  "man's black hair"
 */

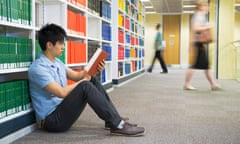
xmin=156 ymin=23 xmax=161 ymax=30
xmin=38 ymin=23 xmax=67 ymax=51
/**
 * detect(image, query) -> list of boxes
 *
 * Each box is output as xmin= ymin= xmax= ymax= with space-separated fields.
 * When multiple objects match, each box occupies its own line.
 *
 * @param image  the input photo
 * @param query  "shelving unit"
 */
xmin=112 ymin=0 xmax=145 ymax=84
xmin=35 ymin=0 xmax=113 ymax=86
xmin=0 ymin=0 xmax=114 ymax=139
xmin=0 ymin=0 xmax=35 ymax=139
xmin=86 ymin=0 xmax=113 ymax=85
xmin=0 ymin=0 xmax=145 ymax=141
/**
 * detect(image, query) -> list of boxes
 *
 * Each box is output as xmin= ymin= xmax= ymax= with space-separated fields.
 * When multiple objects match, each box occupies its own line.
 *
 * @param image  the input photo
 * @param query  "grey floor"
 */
xmin=12 ymin=68 xmax=240 ymax=144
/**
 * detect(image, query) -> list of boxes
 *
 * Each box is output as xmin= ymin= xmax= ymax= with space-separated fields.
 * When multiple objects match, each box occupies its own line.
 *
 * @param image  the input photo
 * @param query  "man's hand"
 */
xmin=97 ymin=60 xmax=105 ymax=72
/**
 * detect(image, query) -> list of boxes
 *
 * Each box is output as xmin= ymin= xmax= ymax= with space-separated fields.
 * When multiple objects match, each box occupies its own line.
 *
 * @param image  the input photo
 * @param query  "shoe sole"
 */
xmin=110 ymin=131 xmax=144 ymax=137
xmin=104 ymin=127 xmax=110 ymax=130
xmin=183 ymin=86 xmax=197 ymax=90
xmin=184 ymin=88 xmax=197 ymax=90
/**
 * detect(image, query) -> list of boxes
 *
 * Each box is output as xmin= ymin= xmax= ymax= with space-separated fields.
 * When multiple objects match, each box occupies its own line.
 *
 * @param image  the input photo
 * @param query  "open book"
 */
xmin=84 ymin=48 xmax=108 ymax=76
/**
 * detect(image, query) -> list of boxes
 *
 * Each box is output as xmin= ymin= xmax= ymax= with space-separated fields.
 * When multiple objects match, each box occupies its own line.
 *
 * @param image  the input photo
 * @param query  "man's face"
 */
xmin=48 ymin=41 xmax=65 ymax=57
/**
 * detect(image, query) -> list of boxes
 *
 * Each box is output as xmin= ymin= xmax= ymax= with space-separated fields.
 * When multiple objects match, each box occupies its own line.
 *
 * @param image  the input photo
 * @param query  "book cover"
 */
xmin=84 ymin=48 xmax=108 ymax=76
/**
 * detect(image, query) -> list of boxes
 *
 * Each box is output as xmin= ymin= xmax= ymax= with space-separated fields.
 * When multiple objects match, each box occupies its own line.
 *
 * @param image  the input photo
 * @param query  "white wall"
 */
xmin=144 ymin=14 xmax=162 ymax=67
xmin=180 ymin=14 xmax=190 ymax=68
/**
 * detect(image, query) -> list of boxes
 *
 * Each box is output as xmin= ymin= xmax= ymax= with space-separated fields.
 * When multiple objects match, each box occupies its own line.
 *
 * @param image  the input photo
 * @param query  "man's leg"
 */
xmin=44 ymin=81 xmax=122 ymax=132
xmin=148 ymin=51 xmax=158 ymax=72
xmin=90 ymin=77 xmax=132 ymax=128
xmin=157 ymin=51 xmax=168 ymax=73
xmin=90 ymin=77 xmax=119 ymax=113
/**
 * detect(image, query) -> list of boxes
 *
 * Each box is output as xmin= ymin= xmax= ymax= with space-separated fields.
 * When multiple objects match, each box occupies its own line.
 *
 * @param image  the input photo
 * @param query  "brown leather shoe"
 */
xmin=105 ymin=121 xmax=137 ymax=130
xmin=110 ymin=122 xmax=145 ymax=136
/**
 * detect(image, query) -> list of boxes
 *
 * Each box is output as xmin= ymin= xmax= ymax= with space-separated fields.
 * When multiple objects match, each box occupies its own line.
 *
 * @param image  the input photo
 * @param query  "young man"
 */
xmin=28 ymin=23 xmax=145 ymax=136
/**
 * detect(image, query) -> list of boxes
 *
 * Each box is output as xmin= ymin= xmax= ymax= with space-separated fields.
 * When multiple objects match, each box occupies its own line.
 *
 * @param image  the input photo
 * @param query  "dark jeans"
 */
xmin=148 ymin=50 xmax=168 ymax=72
xmin=44 ymin=77 xmax=121 ymax=132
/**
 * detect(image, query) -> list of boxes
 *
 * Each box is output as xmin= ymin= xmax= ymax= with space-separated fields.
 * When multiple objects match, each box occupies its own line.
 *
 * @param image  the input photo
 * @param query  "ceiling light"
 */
xmin=183 ymin=11 xmax=194 ymax=14
xmin=183 ymin=5 xmax=196 ymax=8
xmin=145 ymin=11 xmax=156 ymax=14
xmin=140 ymin=0 xmax=150 ymax=2
xmin=235 ymin=3 xmax=240 ymax=6
xmin=145 ymin=6 xmax=153 ymax=8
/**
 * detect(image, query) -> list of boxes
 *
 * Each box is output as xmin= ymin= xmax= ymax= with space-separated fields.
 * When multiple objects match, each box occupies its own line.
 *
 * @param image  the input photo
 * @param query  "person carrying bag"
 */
xmin=183 ymin=2 xmax=221 ymax=91
xmin=195 ymin=27 xmax=214 ymax=44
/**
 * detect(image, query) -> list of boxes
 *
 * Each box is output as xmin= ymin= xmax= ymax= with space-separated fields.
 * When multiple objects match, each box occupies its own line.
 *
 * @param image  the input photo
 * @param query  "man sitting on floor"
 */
xmin=28 ymin=23 xmax=145 ymax=136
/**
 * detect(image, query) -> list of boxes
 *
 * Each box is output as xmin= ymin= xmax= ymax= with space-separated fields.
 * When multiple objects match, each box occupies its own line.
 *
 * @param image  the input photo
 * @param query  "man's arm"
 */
xmin=46 ymin=61 xmax=106 ymax=98
xmin=67 ymin=60 xmax=105 ymax=81
xmin=44 ymin=81 xmax=82 ymax=98
xmin=67 ymin=68 xmax=90 ymax=82
xmin=44 ymin=68 xmax=92 ymax=98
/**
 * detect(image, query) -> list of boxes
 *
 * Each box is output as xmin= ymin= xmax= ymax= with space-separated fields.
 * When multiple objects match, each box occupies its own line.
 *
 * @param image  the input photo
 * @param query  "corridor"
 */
xmin=13 ymin=68 xmax=240 ymax=144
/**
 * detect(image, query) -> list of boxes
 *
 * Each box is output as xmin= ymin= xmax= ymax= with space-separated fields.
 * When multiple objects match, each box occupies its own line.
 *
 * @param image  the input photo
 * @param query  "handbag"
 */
xmin=195 ymin=28 xmax=213 ymax=44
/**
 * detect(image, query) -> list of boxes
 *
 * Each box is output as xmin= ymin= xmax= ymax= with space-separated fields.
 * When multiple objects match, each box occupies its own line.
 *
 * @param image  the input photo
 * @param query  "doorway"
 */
xmin=163 ymin=15 xmax=181 ymax=65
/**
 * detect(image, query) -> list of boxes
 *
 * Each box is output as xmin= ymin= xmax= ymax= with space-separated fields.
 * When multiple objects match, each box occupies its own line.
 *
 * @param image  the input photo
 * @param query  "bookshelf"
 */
xmin=0 ymin=0 xmax=35 ymax=140
xmin=0 ymin=0 xmax=145 ymax=141
xmin=87 ymin=0 xmax=112 ymax=85
xmin=34 ymin=0 xmax=113 ymax=85
xmin=0 ymin=0 xmax=113 ymax=140
xmin=112 ymin=0 xmax=145 ymax=84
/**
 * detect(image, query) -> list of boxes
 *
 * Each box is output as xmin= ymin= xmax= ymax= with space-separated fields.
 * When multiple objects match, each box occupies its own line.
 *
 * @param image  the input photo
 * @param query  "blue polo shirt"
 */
xmin=155 ymin=31 xmax=163 ymax=50
xmin=28 ymin=53 xmax=68 ymax=123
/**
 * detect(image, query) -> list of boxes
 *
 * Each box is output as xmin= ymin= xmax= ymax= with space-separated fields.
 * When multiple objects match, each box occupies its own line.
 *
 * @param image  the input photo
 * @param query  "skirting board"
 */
xmin=0 ymin=124 xmax=36 ymax=144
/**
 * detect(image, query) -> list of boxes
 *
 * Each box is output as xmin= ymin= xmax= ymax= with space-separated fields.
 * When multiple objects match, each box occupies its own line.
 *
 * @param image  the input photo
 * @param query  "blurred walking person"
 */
xmin=147 ymin=23 xmax=168 ymax=73
xmin=183 ymin=2 xmax=221 ymax=90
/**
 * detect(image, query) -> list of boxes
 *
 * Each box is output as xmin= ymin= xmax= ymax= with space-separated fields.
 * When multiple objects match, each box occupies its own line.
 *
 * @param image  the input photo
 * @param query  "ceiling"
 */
xmin=142 ymin=0 xmax=201 ymax=14
xmin=236 ymin=0 xmax=240 ymax=12
xmin=142 ymin=0 xmax=240 ymax=14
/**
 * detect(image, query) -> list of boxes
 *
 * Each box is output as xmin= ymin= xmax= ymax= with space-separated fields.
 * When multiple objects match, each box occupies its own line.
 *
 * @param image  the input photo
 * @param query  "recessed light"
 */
xmin=183 ymin=5 xmax=196 ymax=8
xmin=145 ymin=11 xmax=156 ymax=14
xmin=235 ymin=3 xmax=240 ymax=6
xmin=145 ymin=6 xmax=153 ymax=8
xmin=183 ymin=11 xmax=194 ymax=14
